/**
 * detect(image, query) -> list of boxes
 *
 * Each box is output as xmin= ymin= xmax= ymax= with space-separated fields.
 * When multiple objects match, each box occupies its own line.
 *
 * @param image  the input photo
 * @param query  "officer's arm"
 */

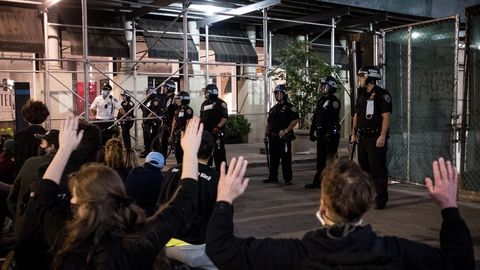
xmin=284 ymin=119 xmax=299 ymax=134
xmin=352 ymin=113 xmax=358 ymax=135
xmin=380 ymin=112 xmax=390 ymax=138
xmin=217 ymin=118 xmax=227 ymax=129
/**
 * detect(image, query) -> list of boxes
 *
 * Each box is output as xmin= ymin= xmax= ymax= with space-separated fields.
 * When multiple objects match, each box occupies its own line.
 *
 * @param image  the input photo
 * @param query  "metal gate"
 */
xmin=383 ymin=16 xmax=459 ymax=184
xmin=461 ymin=6 xmax=480 ymax=198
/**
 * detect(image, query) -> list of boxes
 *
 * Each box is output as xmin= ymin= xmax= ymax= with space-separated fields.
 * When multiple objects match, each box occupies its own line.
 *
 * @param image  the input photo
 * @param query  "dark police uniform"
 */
xmin=160 ymin=95 xmax=176 ymax=157
xmin=310 ymin=94 xmax=341 ymax=186
xmin=355 ymin=85 xmax=392 ymax=208
xmin=172 ymin=105 xmax=194 ymax=164
xmin=266 ymin=102 xmax=299 ymax=184
xmin=119 ymin=97 xmax=135 ymax=149
xmin=200 ymin=98 xmax=228 ymax=171
xmin=141 ymin=93 xmax=166 ymax=155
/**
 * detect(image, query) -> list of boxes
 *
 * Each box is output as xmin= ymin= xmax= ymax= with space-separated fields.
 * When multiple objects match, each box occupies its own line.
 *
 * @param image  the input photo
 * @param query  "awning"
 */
xmin=65 ymin=29 xmax=130 ymax=58
xmin=0 ymin=7 xmax=44 ymax=53
xmin=209 ymin=28 xmax=258 ymax=64
xmin=139 ymin=19 xmax=199 ymax=61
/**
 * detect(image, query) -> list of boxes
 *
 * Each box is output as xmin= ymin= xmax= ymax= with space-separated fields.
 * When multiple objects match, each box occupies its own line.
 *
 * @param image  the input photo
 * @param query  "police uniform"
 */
xmin=266 ymin=102 xmax=300 ymax=184
xmin=141 ymin=93 xmax=166 ymax=155
xmin=118 ymin=97 xmax=135 ymax=149
xmin=160 ymin=95 xmax=176 ymax=157
xmin=172 ymin=105 xmax=194 ymax=164
xmin=355 ymin=85 xmax=392 ymax=208
xmin=310 ymin=94 xmax=341 ymax=187
xmin=90 ymin=94 xmax=121 ymax=145
xmin=200 ymin=98 xmax=228 ymax=171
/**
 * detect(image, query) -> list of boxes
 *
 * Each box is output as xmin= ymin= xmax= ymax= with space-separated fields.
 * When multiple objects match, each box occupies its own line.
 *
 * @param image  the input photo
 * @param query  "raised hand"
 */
xmin=58 ymin=115 xmax=84 ymax=154
xmin=180 ymin=117 xmax=203 ymax=181
xmin=425 ymin=158 xmax=458 ymax=209
xmin=217 ymin=156 xmax=249 ymax=204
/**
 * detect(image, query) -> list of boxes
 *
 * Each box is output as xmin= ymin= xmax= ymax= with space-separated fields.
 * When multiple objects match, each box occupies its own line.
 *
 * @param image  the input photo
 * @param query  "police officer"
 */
xmin=140 ymin=86 xmax=165 ymax=158
xmin=90 ymin=83 xmax=124 ymax=145
xmin=118 ymin=90 xmax=135 ymax=150
xmin=170 ymin=91 xmax=193 ymax=164
xmin=351 ymin=65 xmax=392 ymax=209
xmin=160 ymin=79 xmax=177 ymax=157
xmin=200 ymin=84 xmax=228 ymax=171
xmin=263 ymin=84 xmax=299 ymax=185
xmin=305 ymin=76 xmax=341 ymax=189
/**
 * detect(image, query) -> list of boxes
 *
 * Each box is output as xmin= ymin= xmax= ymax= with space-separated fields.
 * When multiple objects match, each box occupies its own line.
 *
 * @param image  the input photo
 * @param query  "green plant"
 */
xmin=269 ymin=39 xmax=337 ymax=129
xmin=225 ymin=114 xmax=251 ymax=138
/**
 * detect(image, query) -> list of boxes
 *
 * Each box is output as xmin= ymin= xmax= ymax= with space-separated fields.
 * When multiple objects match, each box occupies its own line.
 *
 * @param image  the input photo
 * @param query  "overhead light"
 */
xmin=411 ymin=32 xmax=421 ymax=39
xmin=169 ymin=3 xmax=227 ymax=16
xmin=42 ymin=0 xmax=63 ymax=11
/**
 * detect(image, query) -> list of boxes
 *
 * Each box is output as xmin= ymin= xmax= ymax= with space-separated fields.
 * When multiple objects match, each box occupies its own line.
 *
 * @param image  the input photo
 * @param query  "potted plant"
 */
xmin=269 ymin=39 xmax=338 ymax=152
xmin=224 ymin=114 xmax=251 ymax=144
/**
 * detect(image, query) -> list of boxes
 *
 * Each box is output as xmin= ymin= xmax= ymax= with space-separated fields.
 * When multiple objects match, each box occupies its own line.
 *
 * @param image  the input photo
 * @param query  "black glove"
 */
xmin=309 ymin=133 xmax=316 ymax=142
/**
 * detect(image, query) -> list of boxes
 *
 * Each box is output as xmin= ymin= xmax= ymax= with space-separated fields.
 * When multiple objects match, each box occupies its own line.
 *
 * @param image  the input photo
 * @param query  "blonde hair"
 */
xmin=104 ymin=138 xmax=125 ymax=169
xmin=54 ymin=164 xmax=145 ymax=268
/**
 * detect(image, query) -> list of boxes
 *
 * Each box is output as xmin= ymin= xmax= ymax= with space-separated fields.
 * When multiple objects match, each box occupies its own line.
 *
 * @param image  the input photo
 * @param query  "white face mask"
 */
xmin=101 ymin=90 xmax=109 ymax=97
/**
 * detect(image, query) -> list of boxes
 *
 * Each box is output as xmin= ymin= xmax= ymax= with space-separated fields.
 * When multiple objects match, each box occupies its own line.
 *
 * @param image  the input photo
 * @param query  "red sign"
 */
xmin=76 ymin=82 xmax=97 ymax=115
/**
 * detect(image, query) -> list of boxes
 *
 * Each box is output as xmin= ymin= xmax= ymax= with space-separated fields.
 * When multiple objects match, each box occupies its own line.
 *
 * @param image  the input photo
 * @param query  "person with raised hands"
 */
xmin=27 ymin=115 xmax=204 ymax=269
xmin=206 ymin=157 xmax=474 ymax=270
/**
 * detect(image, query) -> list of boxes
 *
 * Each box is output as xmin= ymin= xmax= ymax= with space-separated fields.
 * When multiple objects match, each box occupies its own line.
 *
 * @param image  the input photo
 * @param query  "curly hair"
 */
xmin=21 ymin=100 xmax=49 ymax=124
xmin=321 ymin=157 xmax=376 ymax=223
xmin=54 ymin=164 xmax=146 ymax=269
xmin=105 ymin=138 xmax=125 ymax=169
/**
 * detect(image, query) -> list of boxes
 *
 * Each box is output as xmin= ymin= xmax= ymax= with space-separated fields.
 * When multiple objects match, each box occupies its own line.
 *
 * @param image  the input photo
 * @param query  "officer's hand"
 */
xmin=376 ymin=136 xmax=386 ymax=147
xmin=309 ymin=134 xmax=316 ymax=142
xmin=350 ymin=134 xmax=358 ymax=144
xmin=263 ymin=137 xmax=268 ymax=144
xmin=279 ymin=129 xmax=285 ymax=138
xmin=212 ymin=126 xmax=220 ymax=135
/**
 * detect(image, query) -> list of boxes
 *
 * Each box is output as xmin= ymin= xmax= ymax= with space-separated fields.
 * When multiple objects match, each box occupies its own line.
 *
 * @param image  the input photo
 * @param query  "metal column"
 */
xmin=263 ymin=8 xmax=270 ymax=113
xmin=406 ymin=26 xmax=412 ymax=181
xmin=330 ymin=17 xmax=335 ymax=73
xmin=81 ymin=0 xmax=89 ymax=121
xmin=131 ymin=20 xmax=139 ymax=149
xmin=205 ymin=25 xmax=210 ymax=84
xmin=43 ymin=9 xmax=51 ymax=129
xmin=183 ymin=1 xmax=189 ymax=91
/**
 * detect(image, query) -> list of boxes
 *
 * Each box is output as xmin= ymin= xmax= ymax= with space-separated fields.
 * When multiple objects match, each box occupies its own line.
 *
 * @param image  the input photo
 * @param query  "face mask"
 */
xmin=316 ymin=211 xmax=327 ymax=226
xmin=101 ymin=90 xmax=109 ymax=97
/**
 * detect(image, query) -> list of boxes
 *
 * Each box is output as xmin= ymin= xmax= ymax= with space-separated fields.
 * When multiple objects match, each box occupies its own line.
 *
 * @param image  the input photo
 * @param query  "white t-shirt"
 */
xmin=90 ymin=95 xmax=120 ymax=120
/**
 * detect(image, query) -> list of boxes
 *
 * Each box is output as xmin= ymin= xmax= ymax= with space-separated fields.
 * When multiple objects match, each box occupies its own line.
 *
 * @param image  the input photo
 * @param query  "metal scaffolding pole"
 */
xmin=263 ymin=8 xmax=270 ymax=114
xmin=81 ymin=0 xmax=89 ymax=121
xmin=205 ymin=24 xmax=210 ymax=84
xmin=43 ymin=10 xmax=51 ymax=129
xmin=131 ymin=20 xmax=139 ymax=149
xmin=183 ymin=0 xmax=189 ymax=91
xmin=330 ymin=17 xmax=335 ymax=74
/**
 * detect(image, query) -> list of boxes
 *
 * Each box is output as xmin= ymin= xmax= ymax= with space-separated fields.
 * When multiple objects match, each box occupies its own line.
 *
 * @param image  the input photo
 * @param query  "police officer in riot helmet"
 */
xmin=200 ymin=84 xmax=228 ymax=171
xmin=90 ymin=82 xmax=125 ymax=145
xmin=118 ymin=90 xmax=135 ymax=150
xmin=157 ymin=79 xmax=176 ymax=157
xmin=351 ymin=65 xmax=392 ymax=209
xmin=264 ymin=84 xmax=299 ymax=185
xmin=305 ymin=76 xmax=341 ymax=189
xmin=170 ymin=91 xmax=194 ymax=164
xmin=140 ymin=86 xmax=165 ymax=158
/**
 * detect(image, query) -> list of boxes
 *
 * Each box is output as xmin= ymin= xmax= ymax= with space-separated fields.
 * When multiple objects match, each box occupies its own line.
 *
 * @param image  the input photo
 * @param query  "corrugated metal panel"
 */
xmin=209 ymin=28 xmax=258 ymax=64
xmin=0 ymin=7 xmax=44 ymax=53
xmin=140 ymin=19 xmax=199 ymax=61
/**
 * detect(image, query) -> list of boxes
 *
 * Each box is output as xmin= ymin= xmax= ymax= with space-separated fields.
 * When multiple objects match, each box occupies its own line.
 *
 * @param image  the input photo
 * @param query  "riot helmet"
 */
xmin=203 ymin=84 xmax=219 ymax=100
xmin=358 ymin=65 xmax=381 ymax=85
xmin=162 ymin=79 xmax=176 ymax=94
xmin=147 ymin=86 xmax=157 ymax=96
xmin=120 ymin=90 xmax=131 ymax=100
xmin=319 ymin=76 xmax=337 ymax=95
xmin=273 ymin=84 xmax=288 ymax=102
xmin=174 ymin=91 xmax=191 ymax=105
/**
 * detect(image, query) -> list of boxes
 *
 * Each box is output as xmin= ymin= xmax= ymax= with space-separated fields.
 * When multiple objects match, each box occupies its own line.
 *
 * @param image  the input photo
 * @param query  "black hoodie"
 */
xmin=206 ymin=202 xmax=474 ymax=270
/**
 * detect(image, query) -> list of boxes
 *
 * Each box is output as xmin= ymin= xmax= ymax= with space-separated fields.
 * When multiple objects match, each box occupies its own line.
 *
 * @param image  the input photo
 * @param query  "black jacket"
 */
xmin=14 ymin=124 xmax=45 ymax=175
xmin=158 ymin=163 xmax=219 ymax=244
xmin=29 ymin=178 xmax=198 ymax=270
xmin=206 ymin=202 xmax=475 ymax=270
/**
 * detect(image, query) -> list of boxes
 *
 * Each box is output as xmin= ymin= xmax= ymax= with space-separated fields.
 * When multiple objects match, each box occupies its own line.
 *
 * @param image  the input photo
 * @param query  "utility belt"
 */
xmin=357 ymin=128 xmax=381 ymax=137
xmin=268 ymin=131 xmax=296 ymax=141
xmin=315 ymin=126 xmax=340 ymax=136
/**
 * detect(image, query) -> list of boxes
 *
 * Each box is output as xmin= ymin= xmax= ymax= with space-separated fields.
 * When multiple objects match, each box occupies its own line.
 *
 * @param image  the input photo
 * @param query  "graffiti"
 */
xmin=414 ymin=70 xmax=453 ymax=100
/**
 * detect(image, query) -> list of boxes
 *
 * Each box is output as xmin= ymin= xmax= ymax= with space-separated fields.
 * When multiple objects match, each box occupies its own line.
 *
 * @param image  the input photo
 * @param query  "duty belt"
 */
xmin=358 ymin=128 xmax=381 ymax=135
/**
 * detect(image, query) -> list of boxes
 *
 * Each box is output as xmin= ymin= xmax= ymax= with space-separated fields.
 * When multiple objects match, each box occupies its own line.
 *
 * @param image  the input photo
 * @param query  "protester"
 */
xmin=104 ymin=138 xmax=130 ymax=181
xmin=28 ymin=116 xmax=204 ymax=269
xmin=206 ymin=157 xmax=475 ymax=270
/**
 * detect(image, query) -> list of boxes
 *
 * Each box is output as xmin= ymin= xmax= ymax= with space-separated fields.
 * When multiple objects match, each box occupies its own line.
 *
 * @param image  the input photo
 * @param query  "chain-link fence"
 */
xmin=384 ymin=18 xmax=457 ymax=184
xmin=462 ymin=8 xmax=480 ymax=195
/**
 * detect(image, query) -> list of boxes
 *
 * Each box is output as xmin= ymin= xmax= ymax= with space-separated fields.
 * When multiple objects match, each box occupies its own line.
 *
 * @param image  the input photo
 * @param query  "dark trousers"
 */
xmin=142 ymin=122 xmax=152 ymax=152
xmin=313 ymin=133 xmax=340 ymax=185
xmin=159 ymin=126 xmax=170 ymax=157
xmin=268 ymin=136 xmax=292 ymax=182
xmin=174 ymin=140 xmax=183 ymax=164
xmin=208 ymin=134 xmax=226 ymax=171
xmin=357 ymin=135 xmax=389 ymax=206
xmin=121 ymin=120 xmax=134 ymax=149
xmin=95 ymin=121 xmax=114 ymax=146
